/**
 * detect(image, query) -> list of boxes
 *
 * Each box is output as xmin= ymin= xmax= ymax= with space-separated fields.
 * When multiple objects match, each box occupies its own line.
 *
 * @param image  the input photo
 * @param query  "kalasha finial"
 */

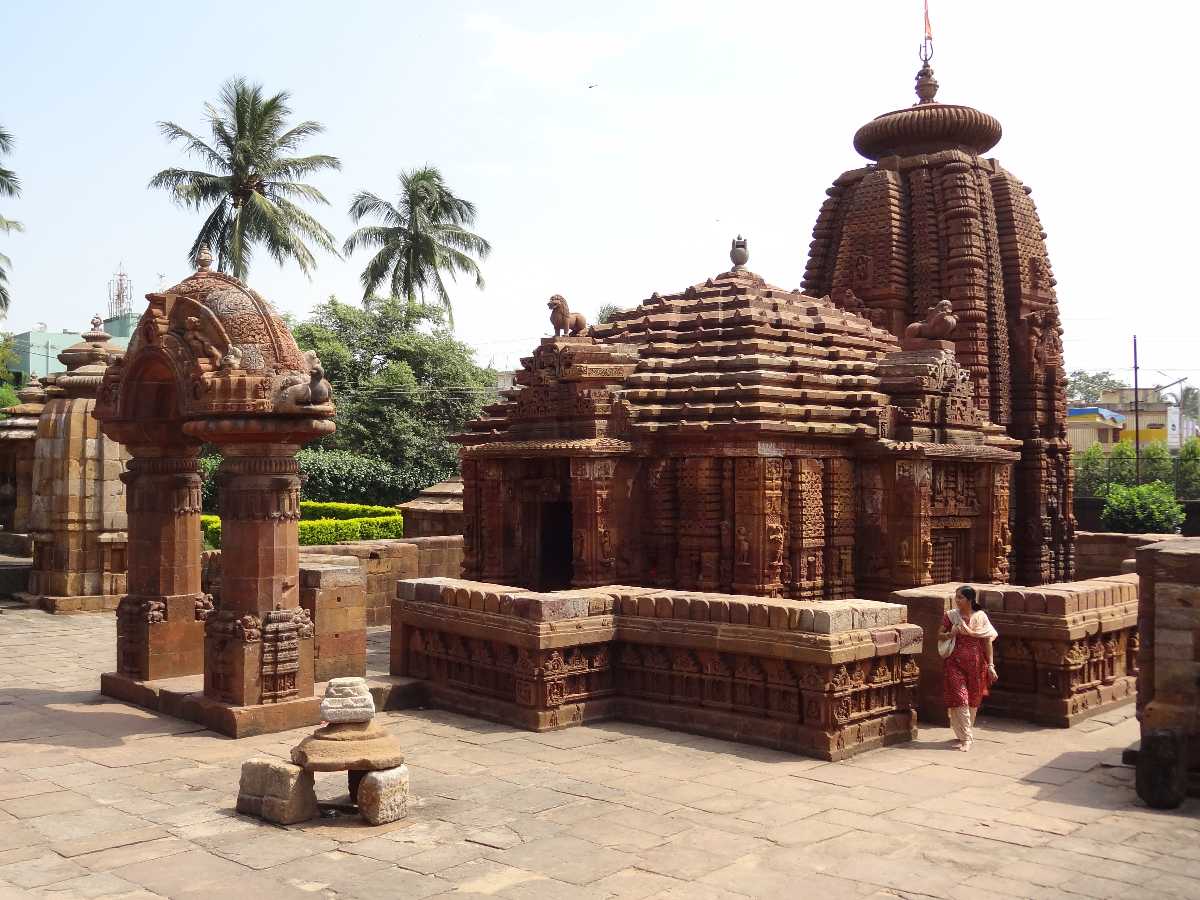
xmin=915 ymin=61 xmax=939 ymax=104
xmin=196 ymin=245 xmax=213 ymax=272
xmin=90 ymin=314 xmax=103 ymax=332
xmin=730 ymin=235 xmax=749 ymax=269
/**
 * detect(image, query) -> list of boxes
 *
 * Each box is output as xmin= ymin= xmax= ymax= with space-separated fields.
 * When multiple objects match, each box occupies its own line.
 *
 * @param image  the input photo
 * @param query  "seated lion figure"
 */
xmin=548 ymin=294 xmax=588 ymax=337
xmin=905 ymin=299 xmax=957 ymax=340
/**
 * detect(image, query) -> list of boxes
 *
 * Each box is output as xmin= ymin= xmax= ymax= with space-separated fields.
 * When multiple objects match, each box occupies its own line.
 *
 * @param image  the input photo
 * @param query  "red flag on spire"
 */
xmin=924 ymin=0 xmax=933 ymax=41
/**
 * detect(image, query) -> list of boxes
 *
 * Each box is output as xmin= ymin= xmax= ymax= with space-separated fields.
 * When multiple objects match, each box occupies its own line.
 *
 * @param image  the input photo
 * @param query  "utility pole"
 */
xmin=1133 ymin=335 xmax=1141 ymax=484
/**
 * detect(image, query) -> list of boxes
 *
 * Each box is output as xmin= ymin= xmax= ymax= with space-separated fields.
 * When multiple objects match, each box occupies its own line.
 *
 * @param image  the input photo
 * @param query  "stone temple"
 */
xmin=456 ymin=246 xmax=1019 ymax=600
xmin=802 ymin=61 xmax=1073 ymax=587
xmin=391 ymin=61 xmax=1127 ymax=757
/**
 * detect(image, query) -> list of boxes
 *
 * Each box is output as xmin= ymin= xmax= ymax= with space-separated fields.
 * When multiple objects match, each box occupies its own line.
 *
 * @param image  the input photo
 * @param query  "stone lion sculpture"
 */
xmin=548 ymin=295 xmax=588 ymax=337
xmin=904 ymin=299 xmax=957 ymax=340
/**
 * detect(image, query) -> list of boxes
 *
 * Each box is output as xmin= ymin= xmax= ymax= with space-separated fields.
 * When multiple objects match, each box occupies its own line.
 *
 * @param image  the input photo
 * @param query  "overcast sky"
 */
xmin=2 ymin=1 xmax=1196 ymax=391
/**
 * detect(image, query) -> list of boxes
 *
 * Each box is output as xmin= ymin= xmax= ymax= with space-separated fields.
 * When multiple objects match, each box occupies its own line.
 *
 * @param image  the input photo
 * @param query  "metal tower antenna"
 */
xmin=108 ymin=263 xmax=133 ymax=319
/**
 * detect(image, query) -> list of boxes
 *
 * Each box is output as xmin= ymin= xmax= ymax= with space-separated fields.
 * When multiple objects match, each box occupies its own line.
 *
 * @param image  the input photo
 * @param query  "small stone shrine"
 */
xmin=19 ymin=318 xmax=128 ymax=613
xmin=802 ymin=59 xmax=1074 ymax=586
xmin=95 ymin=248 xmax=336 ymax=735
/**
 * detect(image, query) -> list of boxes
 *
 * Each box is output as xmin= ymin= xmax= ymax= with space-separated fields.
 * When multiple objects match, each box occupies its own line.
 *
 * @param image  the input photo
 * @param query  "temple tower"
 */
xmin=802 ymin=60 xmax=1072 ymax=585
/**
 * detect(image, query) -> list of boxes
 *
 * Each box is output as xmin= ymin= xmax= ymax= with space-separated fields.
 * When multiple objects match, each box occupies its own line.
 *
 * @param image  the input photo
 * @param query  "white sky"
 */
xmin=2 ymin=1 xmax=1197 ymax=390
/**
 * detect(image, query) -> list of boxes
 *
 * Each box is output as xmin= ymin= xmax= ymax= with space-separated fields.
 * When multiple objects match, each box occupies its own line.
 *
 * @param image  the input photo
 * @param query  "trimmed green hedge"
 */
xmin=297 ymin=501 xmax=397 ymax=520
xmin=199 ymin=503 xmax=403 ymax=549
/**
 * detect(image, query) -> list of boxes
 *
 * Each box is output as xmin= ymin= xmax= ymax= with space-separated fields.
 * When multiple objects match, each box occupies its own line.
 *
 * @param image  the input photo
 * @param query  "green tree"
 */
xmin=342 ymin=167 xmax=490 ymax=326
xmin=293 ymin=295 xmax=496 ymax=497
xmin=1067 ymin=370 xmax=1126 ymax=406
xmin=1177 ymin=436 xmax=1200 ymax=500
xmin=0 ymin=125 xmax=22 ymax=314
xmin=1075 ymin=443 xmax=1108 ymax=498
xmin=596 ymin=304 xmax=627 ymax=325
xmin=1101 ymin=482 xmax=1185 ymax=534
xmin=1140 ymin=441 xmax=1174 ymax=486
xmin=149 ymin=78 xmax=341 ymax=279
xmin=1165 ymin=385 xmax=1200 ymax=422
xmin=1107 ymin=440 xmax=1136 ymax=486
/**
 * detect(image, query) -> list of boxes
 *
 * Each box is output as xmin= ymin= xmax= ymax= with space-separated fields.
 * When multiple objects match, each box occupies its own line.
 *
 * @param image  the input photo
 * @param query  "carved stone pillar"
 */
xmin=571 ymin=457 xmax=616 ymax=588
xmin=645 ymin=459 xmax=677 ymax=586
xmin=116 ymin=445 xmax=209 ymax=681
xmin=892 ymin=459 xmax=933 ymax=588
xmin=790 ymin=458 xmax=825 ymax=601
xmin=203 ymin=446 xmax=313 ymax=707
xmin=675 ymin=457 xmax=720 ymax=592
xmin=733 ymin=458 xmax=783 ymax=596
xmin=825 ymin=458 xmax=855 ymax=599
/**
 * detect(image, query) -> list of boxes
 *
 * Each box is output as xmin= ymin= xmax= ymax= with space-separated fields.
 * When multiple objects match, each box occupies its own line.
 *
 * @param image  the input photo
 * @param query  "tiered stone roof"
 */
xmin=594 ymin=264 xmax=899 ymax=437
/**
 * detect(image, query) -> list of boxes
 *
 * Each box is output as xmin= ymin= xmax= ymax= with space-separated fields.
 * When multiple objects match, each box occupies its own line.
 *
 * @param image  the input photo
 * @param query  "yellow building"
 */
xmin=1067 ymin=407 xmax=1125 ymax=449
xmin=1099 ymin=388 xmax=1175 ymax=447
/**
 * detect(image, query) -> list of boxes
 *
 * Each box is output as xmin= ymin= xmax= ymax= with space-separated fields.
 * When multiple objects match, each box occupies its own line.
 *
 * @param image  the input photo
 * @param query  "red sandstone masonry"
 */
xmin=891 ymin=576 xmax=1139 ymax=727
xmin=393 ymin=577 xmax=922 ymax=761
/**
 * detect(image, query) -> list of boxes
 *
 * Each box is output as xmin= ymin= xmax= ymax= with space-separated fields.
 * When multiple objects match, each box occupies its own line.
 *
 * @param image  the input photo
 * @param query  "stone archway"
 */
xmin=95 ymin=249 xmax=335 ymax=730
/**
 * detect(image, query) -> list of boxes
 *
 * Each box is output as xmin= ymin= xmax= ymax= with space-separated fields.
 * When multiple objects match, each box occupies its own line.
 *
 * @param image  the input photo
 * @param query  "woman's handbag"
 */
xmin=938 ymin=609 xmax=961 ymax=659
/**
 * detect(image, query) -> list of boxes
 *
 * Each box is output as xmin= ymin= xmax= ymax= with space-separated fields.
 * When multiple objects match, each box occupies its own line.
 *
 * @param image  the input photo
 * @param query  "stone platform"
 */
xmin=392 ymin=578 xmax=923 ymax=761
xmin=100 ymin=670 xmax=426 ymax=738
xmin=891 ymin=575 xmax=1139 ymax=727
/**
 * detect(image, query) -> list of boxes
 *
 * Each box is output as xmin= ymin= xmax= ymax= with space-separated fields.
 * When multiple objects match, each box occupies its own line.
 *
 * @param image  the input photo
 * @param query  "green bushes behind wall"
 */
xmin=200 ymin=501 xmax=403 ymax=549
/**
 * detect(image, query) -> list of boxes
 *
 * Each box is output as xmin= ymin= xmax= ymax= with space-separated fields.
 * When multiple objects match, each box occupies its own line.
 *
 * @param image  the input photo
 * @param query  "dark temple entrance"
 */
xmin=538 ymin=501 xmax=573 ymax=590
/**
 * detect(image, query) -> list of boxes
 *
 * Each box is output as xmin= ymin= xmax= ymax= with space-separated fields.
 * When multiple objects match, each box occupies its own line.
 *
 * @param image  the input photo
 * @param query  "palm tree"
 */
xmin=342 ymin=167 xmax=490 ymax=326
xmin=1166 ymin=385 xmax=1200 ymax=422
xmin=0 ymin=125 xmax=23 ymax=315
xmin=149 ymin=77 xmax=341 ymax=280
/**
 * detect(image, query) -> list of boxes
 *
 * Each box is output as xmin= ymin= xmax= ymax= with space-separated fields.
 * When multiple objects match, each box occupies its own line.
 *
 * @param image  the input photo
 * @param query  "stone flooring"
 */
xmin=0 ymin=606 xmax=1198 ymax=900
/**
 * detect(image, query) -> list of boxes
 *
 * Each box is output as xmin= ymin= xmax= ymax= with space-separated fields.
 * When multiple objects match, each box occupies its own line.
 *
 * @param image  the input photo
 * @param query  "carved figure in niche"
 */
xmin=735 ymin=526 xmax=750 ymax=565
xmin=806 ymin=554 xmax=817 ymax=581
xmin=767 ymin=523 xmax=784 ymax=566
xmin=922 ymin=538 xmax=934 ymax=580
xmin=852 ymin=253 xmax=872 ymax=287
xmin=573 ymin=529 xmax=585 ymax=561
xmin=279 ymin=351 xmax=332 ymax=407
xmin=904 ymin=300 xmax=957 ymax=340
xmin=780 ymin=557 xmax=793 ymax=586
xmin=548 ymin=295 xmax=588 ymax=337
xmin=183 ymin=316 xmax=223 ymax=368
xmin=898 ymin=538 xmax=911 ymax=565
xmin=599 ymin=528 xmax=613 ymax=562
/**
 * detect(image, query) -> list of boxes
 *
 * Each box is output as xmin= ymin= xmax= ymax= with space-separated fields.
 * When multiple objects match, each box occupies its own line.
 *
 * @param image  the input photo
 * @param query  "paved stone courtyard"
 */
xmin=0 ymin=606 xmax=1197 ymax=900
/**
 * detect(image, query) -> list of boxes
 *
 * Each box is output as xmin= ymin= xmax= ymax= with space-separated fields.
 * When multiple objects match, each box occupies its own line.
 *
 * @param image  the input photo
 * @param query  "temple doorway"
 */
xmin=538 ymin=501 xmax=573 ymax=590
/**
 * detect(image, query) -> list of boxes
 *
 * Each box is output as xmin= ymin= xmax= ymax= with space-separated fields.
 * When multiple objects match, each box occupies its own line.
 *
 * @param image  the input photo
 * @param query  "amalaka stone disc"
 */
xmin=290 ymin=720 xmax=405 ymax=772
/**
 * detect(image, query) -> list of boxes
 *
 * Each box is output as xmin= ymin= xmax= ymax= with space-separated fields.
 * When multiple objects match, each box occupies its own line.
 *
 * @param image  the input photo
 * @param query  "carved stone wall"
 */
xmin=891 ymin=575 xmax=1138 ymax=726
xmin=394 ymin=577 xmax=922 ymax=760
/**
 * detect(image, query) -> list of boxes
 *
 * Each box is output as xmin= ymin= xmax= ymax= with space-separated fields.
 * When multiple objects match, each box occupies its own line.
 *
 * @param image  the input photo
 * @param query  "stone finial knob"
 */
xmin=196 ymin=245 xmax=213 ymax=272
xmin=90 ymin=314 xmax=103 ymax=332
xmin=915 ymin=62 xmax=939 ymax=104
xmin=730 ymin=235 xmax=749 ymax=268
xmin=319 ymin=676 xmax=375 ymax=723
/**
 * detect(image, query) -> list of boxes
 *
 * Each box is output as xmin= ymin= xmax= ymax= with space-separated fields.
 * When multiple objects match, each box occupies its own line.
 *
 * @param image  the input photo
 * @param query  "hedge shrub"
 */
xmin=199 ymin=503 xmax=403 ymax=549
xmin=1101 ymin=481 xmax=1185 ymax=534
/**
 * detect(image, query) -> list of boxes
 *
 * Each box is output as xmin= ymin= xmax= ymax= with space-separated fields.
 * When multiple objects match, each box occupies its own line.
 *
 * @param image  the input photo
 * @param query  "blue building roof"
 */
xmin=1068 ymin=406 xmax=1126 ymax=423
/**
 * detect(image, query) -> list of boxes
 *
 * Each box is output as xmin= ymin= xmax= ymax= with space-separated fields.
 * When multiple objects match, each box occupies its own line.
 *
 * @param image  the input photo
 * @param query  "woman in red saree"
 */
xmin=939 ymin=585 xmax=998 ymax=751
